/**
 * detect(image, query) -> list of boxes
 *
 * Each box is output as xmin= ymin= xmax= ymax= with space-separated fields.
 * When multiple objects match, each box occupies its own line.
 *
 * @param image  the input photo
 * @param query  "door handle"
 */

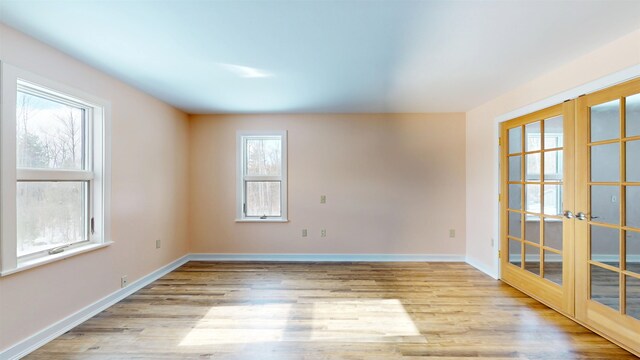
xmin=563 ymin=210 xmax=574 ymax=219
xmin=576 ymin=212 xmax=588 ymax=221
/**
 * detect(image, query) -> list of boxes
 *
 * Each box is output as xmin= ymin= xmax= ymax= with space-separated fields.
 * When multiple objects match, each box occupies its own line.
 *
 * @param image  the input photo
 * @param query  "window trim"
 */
xmin=16 ymin=81 xmax=94 ymax=259
xmin=236 ymin=130 xmax=288 ymax=222
xmin=0 ymin=62 xmax=112 ymax=276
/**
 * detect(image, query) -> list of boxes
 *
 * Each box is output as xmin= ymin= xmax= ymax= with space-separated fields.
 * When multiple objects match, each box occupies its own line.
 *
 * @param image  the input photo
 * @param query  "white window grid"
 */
xmin=236 ymin=131 xmax=288 ymax=222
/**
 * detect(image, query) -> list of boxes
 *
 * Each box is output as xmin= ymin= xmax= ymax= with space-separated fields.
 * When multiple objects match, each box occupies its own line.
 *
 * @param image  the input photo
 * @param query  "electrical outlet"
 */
xmin=321 ymin=229 xmax=327 ymax=237
xmin=449 ymin=229 xmax=456 ymax=238
xmin=156 ymin=239 xmax=161 ymax=249
xmin=320 ymin=195 xmax=326 ymax=204
xmin=491 ymin=238 xmax=495 ymax=247
xmin=302 ymin=229 xmax=308 ymax=237
xmin=121 ymin=275 xmax=128 ymax=288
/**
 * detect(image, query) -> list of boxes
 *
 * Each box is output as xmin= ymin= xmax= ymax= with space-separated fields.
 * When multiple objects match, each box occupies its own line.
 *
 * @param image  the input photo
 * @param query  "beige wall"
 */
xmin=465 ymin=28 xmax=640 ymax=276
xmin=189 ymin=113 xmax=466 ymax=255
xmin=0 ymin=24 xmax=190 ymax=351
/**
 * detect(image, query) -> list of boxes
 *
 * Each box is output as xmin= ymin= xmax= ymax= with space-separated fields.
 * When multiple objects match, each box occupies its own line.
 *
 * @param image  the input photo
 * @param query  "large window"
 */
xmin=1 ymin=64 xmax=110 ymax=275
xmin=236 ymin=131 xmax=287 ymax=222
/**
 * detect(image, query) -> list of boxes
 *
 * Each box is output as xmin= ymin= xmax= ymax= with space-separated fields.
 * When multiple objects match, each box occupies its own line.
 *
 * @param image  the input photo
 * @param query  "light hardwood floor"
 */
xmin=26 ymin=262 xmax=638 ymax=359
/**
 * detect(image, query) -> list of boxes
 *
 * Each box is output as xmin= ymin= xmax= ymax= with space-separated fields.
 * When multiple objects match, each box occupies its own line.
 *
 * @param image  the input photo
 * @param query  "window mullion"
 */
xmin=243 ymin=175 xmax=281 ymax=181
xmin=17 ymin=169 xmax=94 ymax=181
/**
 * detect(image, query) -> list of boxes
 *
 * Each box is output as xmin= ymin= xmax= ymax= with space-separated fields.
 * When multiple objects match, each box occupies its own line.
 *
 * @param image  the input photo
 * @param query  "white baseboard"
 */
xmin=0 ymin=254 xmax=190 ymax=360
xmin=188 ymin=253 xmax=466 ymax=262
xmin=465 ymin=256 xmax=499 ymax=279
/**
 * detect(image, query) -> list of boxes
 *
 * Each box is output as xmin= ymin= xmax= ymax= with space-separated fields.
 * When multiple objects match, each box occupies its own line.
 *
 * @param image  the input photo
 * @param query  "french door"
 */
xmin=500 ymin=101 xmax=575 ymax=315
xmin=500 ymin=77 xmax=640 ymax=355
xmin=575 ymin=80 xmax=640 ymax=352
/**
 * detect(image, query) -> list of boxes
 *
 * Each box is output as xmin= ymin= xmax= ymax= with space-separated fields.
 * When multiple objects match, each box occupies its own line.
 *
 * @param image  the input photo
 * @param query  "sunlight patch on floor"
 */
xmin=179 ymin=299 xmax=423 ymax=346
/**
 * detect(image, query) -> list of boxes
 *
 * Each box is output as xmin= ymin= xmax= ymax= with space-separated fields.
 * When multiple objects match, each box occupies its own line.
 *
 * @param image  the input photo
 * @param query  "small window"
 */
xmin=1 ymin=64 xmax=110 ymax=275
xmin=236 ymin=131 xmax=287 ymax=222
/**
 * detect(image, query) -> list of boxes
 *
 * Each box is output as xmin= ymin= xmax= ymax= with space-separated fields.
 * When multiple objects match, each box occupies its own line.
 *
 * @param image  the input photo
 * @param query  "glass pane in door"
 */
xmin=591 ymin=186 xmax=620 ymax=225
xmin=544 ymin=116 xmax=563 ymax=149
xmin=627 ymin=186 xmax=640 ymax=229
xmin=525 ymin=122 xmax=542 ymax=152
xmin=524 ymin=218 xmax=541 ymax=244
xmin=627 ymin=94 xmax=640 ymax=137
xmin=525 ymin=153 xmax=541 ymax=181
xmin=509 ymin=156 xmax=522 ymax=181
xmin=544 ymin=150 xmax=563 ymax=182
xmin=509 ymin=239 xmax=522 ymax=267
xmin=509 ymin=126 xmax=522 ymax=154
xmin=626 ymin=276 xmax=640 ymax=320
xmin=543 ymin=184 xmax=562 ymax=216
xmin=590 ymin=225 xmax=620 ymax=267
xmin=508 ymin=211 xmax=522 ymax=238
xmin=627 ymin=231 xmax=640 ymax=274
xmin=591 ymin=264 xmax=620 ymax=311
xmin=544 ymin=250 xmax=562 ymax=285
xmin=508 ymin=184 xmax=522 ymax=210
xmin=526 ymin=184 xmax=541 ymax=214
xmin=627 ymin=140 xmax=640 ymax=182
xmin=524 ymin=244 xmax=540 ymax=275
xmin=591 ymin=143 xmax=620 ymax=182
xmin=544 ymin=218 xmax=563 ymax=250
xmin=591 ymin=100 xmax=620 ymax=142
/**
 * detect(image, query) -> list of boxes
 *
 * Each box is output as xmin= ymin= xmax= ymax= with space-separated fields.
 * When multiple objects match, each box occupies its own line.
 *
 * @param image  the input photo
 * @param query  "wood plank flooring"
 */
xmin=26 ymin=262 xmax=638 ymax=359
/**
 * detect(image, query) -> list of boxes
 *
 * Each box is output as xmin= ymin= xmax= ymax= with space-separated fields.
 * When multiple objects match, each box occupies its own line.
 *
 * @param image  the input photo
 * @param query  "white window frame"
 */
xmin=0 ymin=63 xmax=112 ymax=276
xmin=236 ymin=131 xmax=288 ymax=222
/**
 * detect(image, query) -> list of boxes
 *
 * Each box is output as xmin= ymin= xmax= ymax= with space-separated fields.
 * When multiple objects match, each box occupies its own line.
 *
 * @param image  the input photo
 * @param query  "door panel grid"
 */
xmin=501 ymin=101 xmax=575 ymax=318
xmin=578 ymin=88 xmax=640 ymax=324
xmin=505 ymin=118 xmax=567 ymax=279
xmin=502 ymin=78 xmax=640 ymax=355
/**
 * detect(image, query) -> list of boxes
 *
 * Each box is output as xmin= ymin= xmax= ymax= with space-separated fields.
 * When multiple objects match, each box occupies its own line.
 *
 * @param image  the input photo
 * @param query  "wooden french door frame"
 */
xmin=575 ymin=78 xmax=640 ymax=354
xmin=500 ymin=101 xmax=575 ymax=316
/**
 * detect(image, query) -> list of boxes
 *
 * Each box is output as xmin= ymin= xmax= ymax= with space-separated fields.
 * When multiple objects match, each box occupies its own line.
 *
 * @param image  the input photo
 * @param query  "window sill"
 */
xmin=235 ymin=219 xmax=289 ymax=223
xmin=1 ymin=241 xmax=113 ymax=277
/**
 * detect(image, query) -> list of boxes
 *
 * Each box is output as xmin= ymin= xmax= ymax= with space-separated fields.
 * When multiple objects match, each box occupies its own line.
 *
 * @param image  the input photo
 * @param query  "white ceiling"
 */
xmin=1 ymin=1 xmax=639 ymax=114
